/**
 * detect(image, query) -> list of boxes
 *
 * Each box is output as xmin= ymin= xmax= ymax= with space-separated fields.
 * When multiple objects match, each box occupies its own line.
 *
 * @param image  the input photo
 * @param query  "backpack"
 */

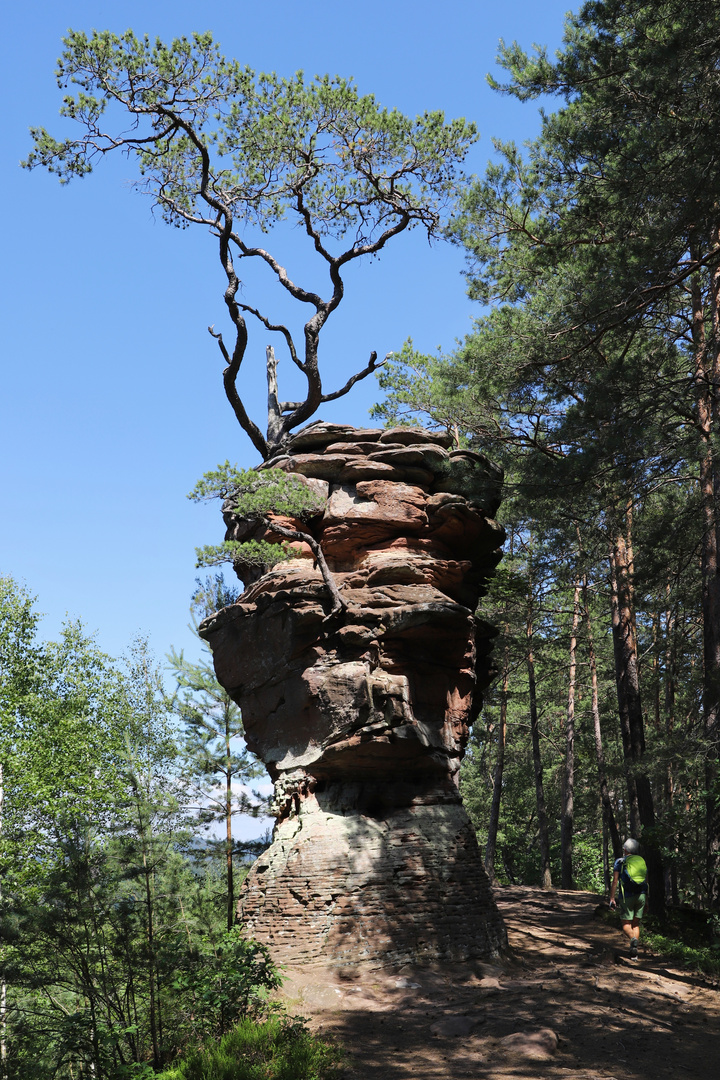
xmin=620 ymin=854 xmax=648 ymax=894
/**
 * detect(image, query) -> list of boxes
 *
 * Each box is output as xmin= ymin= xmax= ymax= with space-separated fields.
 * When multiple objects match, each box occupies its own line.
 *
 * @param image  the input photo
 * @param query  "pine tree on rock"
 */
xmin=25 ymin=31 xmax=477 ymax=459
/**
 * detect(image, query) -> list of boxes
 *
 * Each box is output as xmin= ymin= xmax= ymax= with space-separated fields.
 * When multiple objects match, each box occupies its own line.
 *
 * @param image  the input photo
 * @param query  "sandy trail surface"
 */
xmin=280 ymin=885 xmax=720 ymax=1079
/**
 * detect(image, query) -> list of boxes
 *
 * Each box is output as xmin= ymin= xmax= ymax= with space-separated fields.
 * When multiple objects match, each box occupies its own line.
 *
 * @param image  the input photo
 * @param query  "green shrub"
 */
xmin=170 ymin=928 xmax=283 ymax=1043
xmin=600 ymin=906 xmax=720 ymax=975
xmin=159 ymin=1015 xmax=342 ymax=1080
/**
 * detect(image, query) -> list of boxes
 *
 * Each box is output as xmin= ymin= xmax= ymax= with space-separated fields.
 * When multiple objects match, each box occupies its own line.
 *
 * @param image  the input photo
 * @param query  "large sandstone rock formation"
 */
xmin=200 ymin=422 xmax=508 ymax=967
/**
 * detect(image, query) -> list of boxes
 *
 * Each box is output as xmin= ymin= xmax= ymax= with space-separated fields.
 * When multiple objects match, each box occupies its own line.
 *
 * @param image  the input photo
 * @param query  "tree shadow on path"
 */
xmin=280 ymin=885 xmax=720 ymax=1080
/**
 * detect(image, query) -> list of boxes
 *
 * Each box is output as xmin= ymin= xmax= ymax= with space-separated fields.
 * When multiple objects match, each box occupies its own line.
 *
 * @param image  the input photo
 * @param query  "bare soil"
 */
xmin=280 ymin=884 xmax=720 ymax=1079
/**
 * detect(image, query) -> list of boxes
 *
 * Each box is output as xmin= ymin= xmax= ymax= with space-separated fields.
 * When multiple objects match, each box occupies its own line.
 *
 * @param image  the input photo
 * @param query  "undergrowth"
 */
xmin=642 ymin=910 xmax=720 ymax=976
xmin=159 ymin=1014 xmax=343 ymax=1080
xmin=601 ymin=905 xmax=720 ymax=975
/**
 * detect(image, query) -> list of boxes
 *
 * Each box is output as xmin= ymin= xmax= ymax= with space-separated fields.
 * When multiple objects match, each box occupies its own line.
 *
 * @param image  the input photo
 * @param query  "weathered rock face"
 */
xmin=200 ymin=422 xmax=508 ymax=966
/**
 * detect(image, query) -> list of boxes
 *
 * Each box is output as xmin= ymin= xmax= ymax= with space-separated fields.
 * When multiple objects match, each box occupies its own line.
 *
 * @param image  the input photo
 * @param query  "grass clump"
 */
xmin=159 ymin=1014 xmax=343 ymax=1080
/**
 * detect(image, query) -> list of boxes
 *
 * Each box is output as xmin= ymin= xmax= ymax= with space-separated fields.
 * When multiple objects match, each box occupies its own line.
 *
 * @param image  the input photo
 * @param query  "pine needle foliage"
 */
xmin=189 ymin=465 xmax=324 ymax=574
xmin=188 ymin=465 xmax=324 ymax=520
xmin=24 ymin=31 xmax=477 ymax=458
xmin=194 ymin=540 xmax=302 ymax=573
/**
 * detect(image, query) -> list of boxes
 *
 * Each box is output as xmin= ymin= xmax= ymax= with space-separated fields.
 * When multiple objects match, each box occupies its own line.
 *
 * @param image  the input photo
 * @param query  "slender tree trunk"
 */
xmin=526 ymin=562 xmax=552 ymax=888
xmin=583 ymin=577 xmax=621 ymax=867
xmin=609 ymin=505 xmax=665 ymax=914
xmin=225 ymin=705 xmax=235 ymax=932
xmin=485 ymin=528 xmax=514 ymax=884
xmin=485 ymin=637 xmax=509 ymax=883
xmin=602 ymin=815 xmax=610 ymax=893
xmin=664 ymin=583 xmax=679 ymax=905
xmin=609 ymin=542 xmax=641 ymax=835
xmin=561 ymin=577 xmax=581 ymax=889
xmin=664 ymin=580 xmax=676 ymax=730
xmin=699 ymin=245 xmax=720 ymax=908
xmin=651 ymin=612 xmax=661 ymax=730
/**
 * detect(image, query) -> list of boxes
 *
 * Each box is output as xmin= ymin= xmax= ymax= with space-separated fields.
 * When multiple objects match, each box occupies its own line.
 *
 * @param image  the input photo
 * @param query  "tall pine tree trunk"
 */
xmin=608 ymin=505 xmax=664 ymax=914
xmin=664 ymin=585 xmax=679 ymax=905
xmin=485 ymin=636 xmax=509 ymax=883
xmin=609 ymin=539 xmax=641 ymax=835
xmin=561 ymin=577 xmax=581 ymax=888
xmin=526 ymin=557 xmax=552 ymax=888
xmin=696 ymin=247 xmax=720 ymax=909
xmin=583 ymin=576 xmax=621 ymax=876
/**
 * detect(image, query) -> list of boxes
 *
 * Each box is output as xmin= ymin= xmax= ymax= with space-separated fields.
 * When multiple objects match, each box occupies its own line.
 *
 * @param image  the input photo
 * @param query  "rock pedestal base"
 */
xmin=239 ymin=786 xmax=506 ymax=967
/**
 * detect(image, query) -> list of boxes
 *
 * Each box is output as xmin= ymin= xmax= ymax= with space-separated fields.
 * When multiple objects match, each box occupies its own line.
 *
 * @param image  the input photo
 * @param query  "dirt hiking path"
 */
xmin=281 ymin=885 xmax=720 ymax=1079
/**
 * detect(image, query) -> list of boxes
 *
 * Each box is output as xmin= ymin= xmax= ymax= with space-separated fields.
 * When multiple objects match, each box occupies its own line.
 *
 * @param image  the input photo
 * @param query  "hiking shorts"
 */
xmin=619 ymin=888 xmax=647 ymax=922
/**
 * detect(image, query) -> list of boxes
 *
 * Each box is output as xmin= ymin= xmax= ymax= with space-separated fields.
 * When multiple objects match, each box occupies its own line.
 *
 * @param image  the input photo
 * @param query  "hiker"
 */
xmin=609 ymin=838 xmax=648 ymax=960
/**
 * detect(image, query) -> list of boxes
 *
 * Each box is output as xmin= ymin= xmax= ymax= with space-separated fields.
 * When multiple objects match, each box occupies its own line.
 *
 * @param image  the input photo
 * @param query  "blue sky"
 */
xmin=2 ymin=0 xmax=572 ymax=664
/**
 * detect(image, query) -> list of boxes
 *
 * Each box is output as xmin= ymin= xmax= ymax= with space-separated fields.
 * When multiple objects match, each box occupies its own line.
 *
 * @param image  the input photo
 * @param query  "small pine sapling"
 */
xmin=188 ymin=464 xmax=344 ymax=616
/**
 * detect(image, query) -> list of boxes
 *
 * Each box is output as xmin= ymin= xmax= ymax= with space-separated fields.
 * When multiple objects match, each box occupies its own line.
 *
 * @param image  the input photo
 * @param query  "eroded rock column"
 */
xmin=200 ymin=422 xmax=508 ymax=966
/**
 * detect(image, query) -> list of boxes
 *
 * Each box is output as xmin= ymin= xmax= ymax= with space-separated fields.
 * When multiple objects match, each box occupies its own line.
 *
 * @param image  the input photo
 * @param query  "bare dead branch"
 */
xmin=320 ymin=352 xmax=390 ymax=404
xmin=237 ymin=304 xmax=301 ymax=370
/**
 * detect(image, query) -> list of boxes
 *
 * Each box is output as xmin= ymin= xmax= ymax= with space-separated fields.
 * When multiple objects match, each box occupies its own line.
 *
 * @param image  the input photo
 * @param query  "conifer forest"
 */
xmin=376 ymin=0 xmax=720 ymax=917
xmin=5 ymin=2 xmax=720 ymax=1077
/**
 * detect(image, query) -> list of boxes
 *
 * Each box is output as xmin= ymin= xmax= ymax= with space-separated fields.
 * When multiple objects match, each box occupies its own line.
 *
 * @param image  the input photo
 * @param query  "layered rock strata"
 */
xmin=200 ymin=422 xmax=508 ymax=966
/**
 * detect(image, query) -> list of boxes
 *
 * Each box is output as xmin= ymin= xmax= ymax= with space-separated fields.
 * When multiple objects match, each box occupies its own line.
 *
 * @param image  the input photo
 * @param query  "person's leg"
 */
xmin=619 ymin=892 xmax=643 ymax=955
xmin=631 ymin=891 xmax=646 ymax=951
xmin=628 ymin=917 xmax=640 ymax=957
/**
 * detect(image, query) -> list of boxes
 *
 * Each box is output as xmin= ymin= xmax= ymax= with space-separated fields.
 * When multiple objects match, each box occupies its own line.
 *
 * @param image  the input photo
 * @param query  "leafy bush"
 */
xmin=600 ymin=906 xmax=720 ymax=975
xmin=159 ymin=1015 xmax=343 ymax=1080
xmin=171 ymin=929 xmax=283 ymax=1042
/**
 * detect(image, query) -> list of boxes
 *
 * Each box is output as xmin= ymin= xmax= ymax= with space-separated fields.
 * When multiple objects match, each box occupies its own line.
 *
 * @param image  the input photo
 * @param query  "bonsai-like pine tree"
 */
xmin=25 ymin=31 xmax=478 ymax=459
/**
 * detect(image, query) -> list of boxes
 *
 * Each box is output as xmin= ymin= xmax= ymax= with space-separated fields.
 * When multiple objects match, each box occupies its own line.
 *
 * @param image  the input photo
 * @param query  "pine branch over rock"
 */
xmin=188 ymin=464 xmax=345 ymax=617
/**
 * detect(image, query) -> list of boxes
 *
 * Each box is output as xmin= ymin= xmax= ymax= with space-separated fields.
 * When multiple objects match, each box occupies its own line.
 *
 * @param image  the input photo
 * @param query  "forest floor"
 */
xmin=280 ymin=885 xmax=720 ymax=1079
